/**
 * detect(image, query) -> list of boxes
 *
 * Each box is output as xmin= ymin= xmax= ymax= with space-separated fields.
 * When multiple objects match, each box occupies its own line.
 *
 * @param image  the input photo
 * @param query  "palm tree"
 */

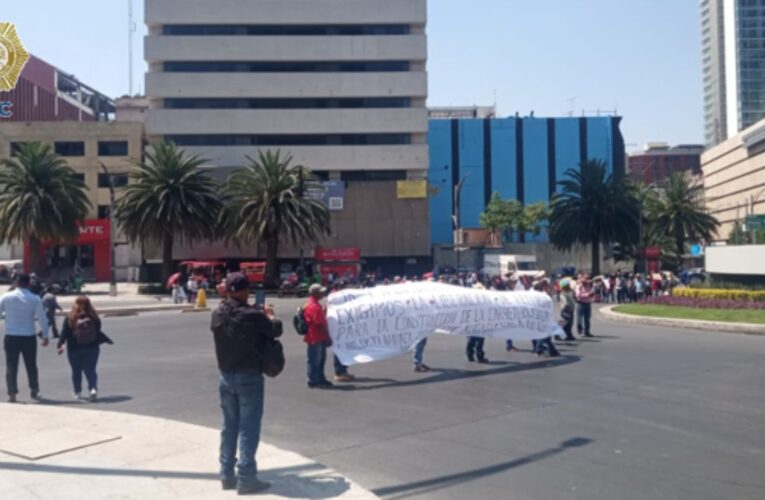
xmin=0 ymin=142 xmax=91 ymax=273
xmin=220 ymin=150 xmax=331 ymax=286
xmin=114 ymin=142 xmax=221 ymax=280
xmin=645 ymin=172 xmax=719 ymax=268
xmin=549 ymin=159 xmax=639 ymax=275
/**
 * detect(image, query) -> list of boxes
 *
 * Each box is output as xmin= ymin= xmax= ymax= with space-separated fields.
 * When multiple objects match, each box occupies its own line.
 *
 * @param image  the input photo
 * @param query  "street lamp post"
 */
xmin=99 ymin=163 xmax=117 ymax=297
xmin=452 ymin=173 xmax=472 ymax=271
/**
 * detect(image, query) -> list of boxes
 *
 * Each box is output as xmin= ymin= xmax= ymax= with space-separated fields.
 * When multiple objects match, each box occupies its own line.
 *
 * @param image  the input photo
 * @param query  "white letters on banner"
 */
xmin=327 ymin=282 xmax=562 ymax=365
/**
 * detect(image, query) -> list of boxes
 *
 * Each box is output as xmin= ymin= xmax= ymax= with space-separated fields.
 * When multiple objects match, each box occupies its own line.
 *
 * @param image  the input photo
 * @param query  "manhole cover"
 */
xmin=0 ymin=428 xmax=121 ymax=460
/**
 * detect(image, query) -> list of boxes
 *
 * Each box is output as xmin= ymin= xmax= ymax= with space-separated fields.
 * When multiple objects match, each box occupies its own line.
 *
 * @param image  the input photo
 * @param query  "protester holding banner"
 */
xmin=466 ymin=281 xmax=489 ymax=363
xmin=304 ymin=284 xmax=333 ymax=388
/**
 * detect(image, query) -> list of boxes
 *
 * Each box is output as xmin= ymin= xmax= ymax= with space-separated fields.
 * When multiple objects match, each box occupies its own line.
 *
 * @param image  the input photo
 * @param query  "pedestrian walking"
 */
xmin=303 ymin=283 xmax=333 ymax=388
xmin=42 ymin=288 xmax=63 ymax=338
xmin=559 ymin=279 xmax=576 ymax=341
xmin=576 ymin=276 xmax=595 ymax=337
xmin=412 ymin=337 xmax=430 ymax=372
xmin=531 ymin=278 xmax=560 ymax=357
xmin=0 ymin=273 xmax=49 ymax=403
xmin=57 ymin=296 xmax=113 ymax=401
xmin=210 ymin=273 xmax=283 ymax=494
xmin=188 ymin=277 xmax=199 ymax=304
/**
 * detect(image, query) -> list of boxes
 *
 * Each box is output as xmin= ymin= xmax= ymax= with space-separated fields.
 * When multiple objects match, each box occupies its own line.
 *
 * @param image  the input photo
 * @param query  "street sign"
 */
xmin=745 ymin=215 xmax=765 ymax=231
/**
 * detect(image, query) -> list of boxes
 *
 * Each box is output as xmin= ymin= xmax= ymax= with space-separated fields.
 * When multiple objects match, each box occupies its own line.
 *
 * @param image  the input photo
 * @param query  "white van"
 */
xmin=483 ymin=254 xmax=540 ymax=278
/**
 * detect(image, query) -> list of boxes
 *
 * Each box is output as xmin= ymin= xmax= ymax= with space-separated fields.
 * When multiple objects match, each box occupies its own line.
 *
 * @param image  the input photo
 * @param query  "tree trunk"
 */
xmin=162 ymin=232 xmax=174 ymax=282
xmin=28 ymin=237 xmax=41 ymax=274
xmin=591 ymin=237 xmax=601 ymax=276
xmin=265 ymin=237 xmax=280 ymax=288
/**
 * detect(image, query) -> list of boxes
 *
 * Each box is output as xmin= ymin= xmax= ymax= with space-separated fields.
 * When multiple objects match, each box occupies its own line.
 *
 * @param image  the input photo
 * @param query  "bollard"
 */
xmin=196 ymin=287 xmax=207 ymax=309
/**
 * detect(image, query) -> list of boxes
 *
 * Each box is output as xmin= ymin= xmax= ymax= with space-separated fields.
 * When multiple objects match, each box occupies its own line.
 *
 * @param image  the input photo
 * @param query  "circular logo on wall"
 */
xmin=0 ymin=22 xmax=29 ymax=92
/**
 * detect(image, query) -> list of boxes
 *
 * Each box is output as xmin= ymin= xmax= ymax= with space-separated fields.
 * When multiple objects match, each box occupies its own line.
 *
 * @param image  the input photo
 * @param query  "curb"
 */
xmin=600 ymin=305 xmax=765 ymax=335
xmin=96 ymin=304 xmax=194 ymax=317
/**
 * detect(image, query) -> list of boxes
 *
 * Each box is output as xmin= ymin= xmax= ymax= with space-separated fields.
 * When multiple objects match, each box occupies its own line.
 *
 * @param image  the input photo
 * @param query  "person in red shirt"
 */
xmin=304 ymin=284 xmax=333 ymax=388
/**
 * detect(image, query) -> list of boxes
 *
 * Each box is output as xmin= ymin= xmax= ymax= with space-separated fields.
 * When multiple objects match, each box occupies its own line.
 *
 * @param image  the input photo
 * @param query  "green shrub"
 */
xmin=674 ymin=287 xmax=765 ymax=302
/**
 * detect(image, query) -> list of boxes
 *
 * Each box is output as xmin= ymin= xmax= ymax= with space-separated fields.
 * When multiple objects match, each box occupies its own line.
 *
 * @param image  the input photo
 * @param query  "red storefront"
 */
xmin=314 ymin=247 xmax=362 ymax=281
xmin=24 ymin=219 xmax=111 ymax=282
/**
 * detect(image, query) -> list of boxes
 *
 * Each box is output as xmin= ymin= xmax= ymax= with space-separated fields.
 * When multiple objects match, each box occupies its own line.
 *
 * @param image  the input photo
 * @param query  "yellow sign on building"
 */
xmin=0 ymin=22 xmax=29 ymax=91
xmin=396 ymin=179 xmax=428 ymax=199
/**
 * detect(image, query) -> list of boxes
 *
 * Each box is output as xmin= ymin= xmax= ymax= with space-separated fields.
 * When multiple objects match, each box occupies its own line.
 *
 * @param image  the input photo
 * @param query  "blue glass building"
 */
xmin=428 ymin=116 xmax=626 ymax=245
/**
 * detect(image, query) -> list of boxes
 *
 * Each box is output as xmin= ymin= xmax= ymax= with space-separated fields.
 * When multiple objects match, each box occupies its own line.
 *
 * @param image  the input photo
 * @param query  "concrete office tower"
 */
xmin=144 ymin=0 xmax=429 ymax=275
xmin=701 ymin=0 xmax=765 ymax=146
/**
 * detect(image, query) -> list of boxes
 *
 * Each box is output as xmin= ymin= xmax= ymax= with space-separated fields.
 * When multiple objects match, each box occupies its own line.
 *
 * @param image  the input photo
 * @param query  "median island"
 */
xmin=613 ymin=287 xmax=765 ymax=325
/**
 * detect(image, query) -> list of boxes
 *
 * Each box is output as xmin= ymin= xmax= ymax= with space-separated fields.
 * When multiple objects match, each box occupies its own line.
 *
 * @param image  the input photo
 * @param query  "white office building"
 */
xmin=144 ymin=0 xmax=430 ymax=274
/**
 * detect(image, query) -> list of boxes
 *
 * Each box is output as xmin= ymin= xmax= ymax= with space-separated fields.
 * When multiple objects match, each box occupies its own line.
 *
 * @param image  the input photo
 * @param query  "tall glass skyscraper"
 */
xmin=702 ymin=0 xmax=765 ymax=146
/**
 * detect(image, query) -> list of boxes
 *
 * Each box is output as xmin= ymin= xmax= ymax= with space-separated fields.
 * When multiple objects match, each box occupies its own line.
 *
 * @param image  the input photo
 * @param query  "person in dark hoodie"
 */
xmin=56 ymin=295 xmax=113 ymax=401
xmin=210 ymin=273 xmax=282 ymax=495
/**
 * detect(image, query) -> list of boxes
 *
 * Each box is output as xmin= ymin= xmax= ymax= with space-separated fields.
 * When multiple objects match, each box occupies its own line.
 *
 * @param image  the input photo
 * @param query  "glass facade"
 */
xmin=428 ymin=116 xmax=625 ymax=245
xmin=736 ymin=0 xmax=765 ymax=131
xmin=162 ymin=24 xmax=410 ymax=36
xmin=163 ymin=61 xmax=410 ymax=73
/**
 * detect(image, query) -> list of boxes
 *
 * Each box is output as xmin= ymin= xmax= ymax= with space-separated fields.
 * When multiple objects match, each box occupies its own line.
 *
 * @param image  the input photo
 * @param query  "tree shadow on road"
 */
xmin=337 ymin=355 xmax=581 ymax=392
xmin=32 ymin=395 xmax=133 ymax=406
xmin=372 ymin=437 xmax=593 ymax=499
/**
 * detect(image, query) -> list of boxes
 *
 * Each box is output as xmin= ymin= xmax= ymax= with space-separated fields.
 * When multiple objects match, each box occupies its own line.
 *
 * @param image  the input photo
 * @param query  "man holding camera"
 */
xmin=210 ymin=273 xmax=282 ymax=495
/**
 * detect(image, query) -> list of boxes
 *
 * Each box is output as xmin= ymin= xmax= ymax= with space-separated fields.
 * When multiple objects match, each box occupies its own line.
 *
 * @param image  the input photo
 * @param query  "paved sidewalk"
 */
xmin=0 ymin=404 xmax=376 ymax=500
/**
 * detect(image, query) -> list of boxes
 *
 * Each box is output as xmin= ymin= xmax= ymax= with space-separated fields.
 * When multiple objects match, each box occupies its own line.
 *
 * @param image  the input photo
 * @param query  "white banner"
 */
xmin=327 ymin=282 xmax=562 ymax=365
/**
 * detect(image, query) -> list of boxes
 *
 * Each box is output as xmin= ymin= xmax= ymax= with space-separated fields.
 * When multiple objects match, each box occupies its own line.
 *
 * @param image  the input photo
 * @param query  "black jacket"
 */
xmin=57 ymin=316 xmax=114 ymax=350
xmin=211 ymin=298 xmax=283 ymax=373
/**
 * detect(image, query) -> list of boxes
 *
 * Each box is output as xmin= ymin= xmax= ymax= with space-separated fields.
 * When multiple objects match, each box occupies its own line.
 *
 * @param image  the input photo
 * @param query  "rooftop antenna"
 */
xmin=128 ymin=0 xmax=136 ymax=96
xmin=566 ymin=97 xmax=577 ymax=117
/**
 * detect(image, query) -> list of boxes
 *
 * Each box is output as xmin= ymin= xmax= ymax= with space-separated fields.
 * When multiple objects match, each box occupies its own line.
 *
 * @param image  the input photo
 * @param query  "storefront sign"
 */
xmin=0 ymin=22 xmax=30 ymax=91
xmin=315 ymin=247 xmax=361 ymax=262
xmin=306 ymin=180 xmax=345 ymax=211
xmin=0 ymin=101 xmax=12 ymax=118
xmin=396 ymin=180 xmax=428 ymax=199
xmin=327 ymin=282 xmax=562 ymax=365
xmin=77 ymin=219 xmax=110 ymax=244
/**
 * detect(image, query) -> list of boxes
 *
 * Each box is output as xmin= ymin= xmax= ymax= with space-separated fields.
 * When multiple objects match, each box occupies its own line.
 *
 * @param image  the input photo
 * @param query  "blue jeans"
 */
xmin=219 ymin=371 xmax=265 ymax=487
xmin=67 ymin=345 xmax=99 ymax=394
xmin=306 ymin=343 xmax=328 ymax=385
xmin=333 ymin=354 xmax=348 ymax=376
xmin=578 ymin=302 xmax=592 ymax=335
xmin=466 ymin=337 xmax=486 ymax=360
xmin=412 ymin=338 xmax=427 ymax=365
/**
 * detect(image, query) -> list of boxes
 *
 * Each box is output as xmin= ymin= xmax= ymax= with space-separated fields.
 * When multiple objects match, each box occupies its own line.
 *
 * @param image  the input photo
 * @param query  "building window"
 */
xmin=98 ymin=141 xmax=129 ymax=156
xmin=54 ymin=141 xmax=85 ymax=157
xmin=340 ymin=170 xmax=407 ymax=182
xmin=71 ymin=173 xmax=85 ymax=183
xmin=163 ymin=61 xmax=410 ymax=73
xmin=97 ymin=205 xmax=111 ymax=219
xmin=98 ymin=173 xmax=129 ymax=188
xmin=162 ymin=24 xmax=410 ymax=36
xmin=10 ymin=142 xmax=28 ymax=156
xmin=164 ymin=134 xmax=412 ymax=147
xmin=164 ymin=97 xmax=411 ymax=109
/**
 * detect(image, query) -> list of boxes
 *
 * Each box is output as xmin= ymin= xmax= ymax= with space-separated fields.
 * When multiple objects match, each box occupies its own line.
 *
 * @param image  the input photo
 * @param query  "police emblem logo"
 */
xmin=0 ymin=22 xmax=30 ymax=91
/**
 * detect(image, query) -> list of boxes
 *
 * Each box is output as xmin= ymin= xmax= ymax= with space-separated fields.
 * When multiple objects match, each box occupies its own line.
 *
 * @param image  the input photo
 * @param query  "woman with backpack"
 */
xmin=56 ymin=296 xmax=113 ymax=401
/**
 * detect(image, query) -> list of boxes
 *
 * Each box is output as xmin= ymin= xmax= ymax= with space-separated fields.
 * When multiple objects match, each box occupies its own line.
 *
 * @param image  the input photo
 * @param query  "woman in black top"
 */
xmin=57 ymin=296 xmax=113 ymax=401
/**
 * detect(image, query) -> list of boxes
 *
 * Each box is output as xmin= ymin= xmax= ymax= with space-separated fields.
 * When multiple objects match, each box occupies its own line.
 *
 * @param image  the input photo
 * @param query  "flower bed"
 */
xmin=673 ymin=287 xmax=765 ymax=302
xmin=643 ymin=295 xmax=765 ymax=310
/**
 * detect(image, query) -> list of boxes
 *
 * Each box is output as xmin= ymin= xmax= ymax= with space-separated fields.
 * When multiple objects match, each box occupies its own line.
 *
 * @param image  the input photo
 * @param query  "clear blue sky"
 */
xmin=4 ymin=0 xmax=702 ymax=150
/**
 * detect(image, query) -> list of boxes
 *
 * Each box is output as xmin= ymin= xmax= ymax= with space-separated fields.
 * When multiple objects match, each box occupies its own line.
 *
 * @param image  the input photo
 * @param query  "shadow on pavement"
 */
xmin=372 ymin=437 xmax=593 ymax=499
xmin=0 ymin=462 xmax=218 ymax=481
xmin=338 ymin=356 xmax=581 ymax=391
xmin=34 ymin=395 xmax=133 ymax=406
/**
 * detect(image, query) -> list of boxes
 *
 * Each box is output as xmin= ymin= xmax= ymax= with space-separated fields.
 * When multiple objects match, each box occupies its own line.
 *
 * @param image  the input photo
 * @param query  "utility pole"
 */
xmin=99 ymin=163 xmax=118 ymax=297
xmin=452 ymin=173 xmax=471 ymax=271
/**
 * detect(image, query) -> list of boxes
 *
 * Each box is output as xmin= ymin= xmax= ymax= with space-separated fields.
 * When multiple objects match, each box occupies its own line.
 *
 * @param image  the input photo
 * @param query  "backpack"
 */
xmin=73 ymin=316 xmax=98 ymax=345
xmin=293 ymin=306 xmax=308 ymax=336
xmin=258 ymin=337 xmax=286 ymax=378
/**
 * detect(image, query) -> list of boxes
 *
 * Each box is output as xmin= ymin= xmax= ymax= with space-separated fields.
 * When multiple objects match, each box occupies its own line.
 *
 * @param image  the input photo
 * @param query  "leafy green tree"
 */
xmin=220 ymin=150 xmax=331 ymax=287
xmin=645 ymin=172 xmax=720 ymax=268
xmin=114 ymin=142 xmax=221 ymax=280
xmin=727 ymin=221 xmax=765 ymax=245
xmin=480 ymin=194 xmax=548 ymax=242
xmin=0 ymin=142 xmax=91 ymax=273
xmin=549 ymin=159 xmax=639 ymax=275
xmin=518 ymin=201 xmax=549 ymax=238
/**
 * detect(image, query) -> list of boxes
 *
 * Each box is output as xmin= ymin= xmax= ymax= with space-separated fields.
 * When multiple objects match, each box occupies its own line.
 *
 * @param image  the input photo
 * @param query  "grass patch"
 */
xmin=613 ymin=304 xmax=765 ymax=324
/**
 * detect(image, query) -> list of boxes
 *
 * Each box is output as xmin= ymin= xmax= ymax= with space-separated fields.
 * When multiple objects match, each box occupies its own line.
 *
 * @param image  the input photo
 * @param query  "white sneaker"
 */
xmin=89 ymin=389 xmax=98 ymax=402
xmin=74 ymin=393 xmax=82 ymax=400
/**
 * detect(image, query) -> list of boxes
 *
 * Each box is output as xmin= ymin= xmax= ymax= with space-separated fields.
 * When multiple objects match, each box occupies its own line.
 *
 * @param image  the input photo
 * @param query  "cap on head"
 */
xmin=225 ymin=272 xmax=249 ymax=293
xmin=15 ymin=272 xmax=30 ymax=287
xmin=309 ymin=283 xmax=327 ymax=296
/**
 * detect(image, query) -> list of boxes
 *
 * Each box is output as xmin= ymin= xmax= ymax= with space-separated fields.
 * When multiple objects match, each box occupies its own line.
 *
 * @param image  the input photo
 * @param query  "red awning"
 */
xmin=181 ymin=261 xmax=226 ymax=268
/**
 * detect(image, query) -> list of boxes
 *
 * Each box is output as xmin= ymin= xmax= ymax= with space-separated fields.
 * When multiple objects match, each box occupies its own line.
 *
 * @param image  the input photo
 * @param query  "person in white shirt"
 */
xmin=0 ymin=273 xmax=49 ymax=403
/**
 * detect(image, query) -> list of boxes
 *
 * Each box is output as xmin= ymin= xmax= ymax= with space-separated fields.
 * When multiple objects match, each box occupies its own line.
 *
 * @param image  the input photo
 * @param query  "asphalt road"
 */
xmin=2 ymin=300 xmax=764 ymax=500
